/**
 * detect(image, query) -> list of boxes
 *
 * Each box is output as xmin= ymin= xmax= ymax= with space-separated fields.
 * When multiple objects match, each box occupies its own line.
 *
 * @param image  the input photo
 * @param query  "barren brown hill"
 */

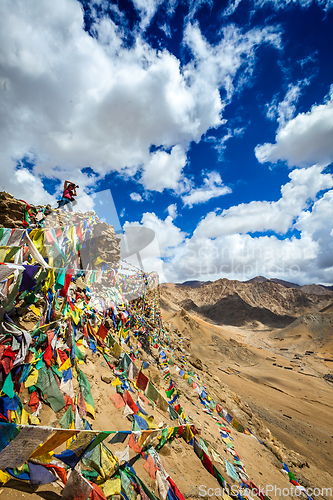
xmin=161 ymin=277 xmax=333 ymax=329
xmin=161 ymin=304 xmax=333 ymax=481
xmin=264 ymin=309 xmax=333 ymax=354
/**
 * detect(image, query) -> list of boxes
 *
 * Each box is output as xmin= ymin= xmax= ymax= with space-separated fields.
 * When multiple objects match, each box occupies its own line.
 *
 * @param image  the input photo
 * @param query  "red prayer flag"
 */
xmin=110 ymin=393 xmax=126 ymax=409
xmin=167 ymin=477 xmax=186 ymax=500
xmin=64 ymin=395 xmax=74 ymax=411
xmin=128 ymin=433 xmax=142 ymax=453
xmin=90 ymin=482 xmax=107 ymax=500
xmin=59 ymin=271 xmax=73 ymax=298
xmin=143 ymin=454 xmax=158 ymax=479
xmin=97 ymin=323 xmax=108 ymax=341
xmin=122 ymin=391 xmax=139 ymax=415
xmin=202 ymin=451 xmax=214 ymax=475
xmin=82 ymin=323 xmax=88 ymax=339
xmin=43 ymin=344 xmax=53 ymax=368
xmin=29 ymin=391 xmax=40 ymax=413
xmin=136 ymin=370 xmax=148 ymax=391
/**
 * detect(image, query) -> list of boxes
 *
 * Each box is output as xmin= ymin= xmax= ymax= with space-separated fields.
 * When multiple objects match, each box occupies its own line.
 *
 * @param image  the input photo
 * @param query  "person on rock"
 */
xmin=57 ymin=180 xmax=78 ymax=212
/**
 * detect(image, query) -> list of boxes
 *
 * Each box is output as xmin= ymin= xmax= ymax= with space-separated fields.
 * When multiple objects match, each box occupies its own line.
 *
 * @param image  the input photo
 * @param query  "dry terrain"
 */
xmin=160 ymin=278 xmax=333 ymax=479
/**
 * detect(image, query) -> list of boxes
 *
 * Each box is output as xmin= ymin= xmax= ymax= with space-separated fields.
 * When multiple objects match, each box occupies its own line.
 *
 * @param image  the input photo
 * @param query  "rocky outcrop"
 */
xmin=0 ymin=191 xmax=122 ymax=271
xmin=88 ymin=221 xmax=121 ymax=268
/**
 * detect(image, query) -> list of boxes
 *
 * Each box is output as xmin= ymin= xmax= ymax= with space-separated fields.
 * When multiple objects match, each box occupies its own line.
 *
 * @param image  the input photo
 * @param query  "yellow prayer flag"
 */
xmin=111 ymin=377 xmax=121 ymax=387
xmin=30 ymin=429 xmax=79 ymax=458
xmin=167 ymin=427 xmax=174 ymax=440
xmin=185 ymin=423 xmax=194 ymax=443
xmin=0 ymin=470 xmax=11 ymax=485
xmin=43 ymin=269 xmax=55 ymax=292
xmin=70 ymin=306 xmax=80 ymax=325
xmin=30 ymin=304 xmax=42 ymax=317
xmin=111 ymin=342 xmax=122 ymax=359
xmin=20 ymin=408 xmax=31 ymax=425
xmin=10 ymin=410 xmax=19 ymax=423
xmin=30 ymin=415 xmax=40 ymax=425
xmin=102 ymin=477 xmax=121 ymax=497
xmin=100 ymin=445 xmax=118 ymax=479
xmin=231 ymin=418 xmax=239 ymax=429
xmin=59 ymin=357 xmax=71 ymax=372
xmin=140 ymin=414 xmax=158 ymax=430
xmin=25 ymin=367 xmax=39 ymax=388
xmin=32 ymin=452 xmax=54 ymax=463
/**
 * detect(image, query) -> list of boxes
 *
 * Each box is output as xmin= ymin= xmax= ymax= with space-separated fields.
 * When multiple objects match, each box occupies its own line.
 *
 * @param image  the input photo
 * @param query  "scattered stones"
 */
xmin=101 ymin=374 xmax=113 ymax=384
xmin=171 ymin=439 xmax=184 ymax=454
xmin=189 ymin=355 xmax=203 ymax=371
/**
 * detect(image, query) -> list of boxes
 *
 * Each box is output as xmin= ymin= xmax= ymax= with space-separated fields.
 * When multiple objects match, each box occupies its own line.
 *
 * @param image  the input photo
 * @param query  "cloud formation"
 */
xmin=131 ymin=165 xmax=333 ymax=284
xmin=130 ymin=192 xmax=144 ymax=202
xmin=223 ymin=0 xmax=333 ymax=17
xmin=256 ymin=86 xmax=333 ymax=167
xmin=182 ymin=171 xmax=231 ymax=207
xmin=193 ymin=165 xmax=333 ymax=236
xmin=0 ymin=0 xmax=282 ymax=202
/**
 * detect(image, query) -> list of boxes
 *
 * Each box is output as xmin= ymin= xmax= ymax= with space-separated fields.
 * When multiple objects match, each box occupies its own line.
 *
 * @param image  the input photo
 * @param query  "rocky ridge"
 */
xmin=161 ymin=278 xmax=333 ymax=329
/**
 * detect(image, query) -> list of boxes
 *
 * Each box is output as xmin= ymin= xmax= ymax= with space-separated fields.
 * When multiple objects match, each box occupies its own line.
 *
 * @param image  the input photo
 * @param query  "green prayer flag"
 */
xmin=35 ymin=363 xmax=65 ymax=412
xmin=82 ymin=442 xmax=102 ymax=475
xmin=2 ymin=373 xmax=14 ymax=399
xmin=55 ymin=269 xmax=66 ymax=290
xmin=213 ymin=465 xmax=225 ymax=487
xmin=209 ymin=400 xmax=217 ymax=410
xmin=85 ymin=432 xmax=113 ymax=454
xmin=168 ymin=405 xmax=178 ymax=421
xmin=125 ymin=468 xmax=160 ymax=500
xmin=165 ymin=387 xmax=175 ymax=398
xmin=59 ymin=406 xmax=74 ymax=429
xmin=156 ymin=428 xmax=168 ymax=451
xmin=106 ymin=333 xmax=116 ymax=349
xmin=77 ymin=367 xmax=95 ymax=418
xmin=74 ymin=339 xmax=85 ymax=362
xmin=200 ymin=437 xmax=210 ymax=457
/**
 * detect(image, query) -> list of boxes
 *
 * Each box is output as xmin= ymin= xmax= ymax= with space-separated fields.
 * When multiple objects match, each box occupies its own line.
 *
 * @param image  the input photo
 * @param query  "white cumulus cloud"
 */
xmin=0 ymin=0 xmax=282 ymax=202
xmin=193 ymin=165 xmax=333 ymax=237
xmin=140 ymin=146 xmax=189 ymax=193
xmin=256 ymin=86 xmax=333 ymax=167
xmin=130 ymin=192 xmax=143 ymax=202
xmin=132 ymin=166 xmax=333 ymax=284
xmin=182 ymin=171 xmax=231 ymax=207
xmin=167 ymin=203 xmax=178 ymax=219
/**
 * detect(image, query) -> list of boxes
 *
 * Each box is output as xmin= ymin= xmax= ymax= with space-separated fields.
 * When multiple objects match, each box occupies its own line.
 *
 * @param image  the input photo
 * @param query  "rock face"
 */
xmin=0 ymin=191 xmax=52 ymax=228
xmin=0 ymin=191 xmax=33 ymax=228
xmin=0 ymin=191 xmax=121 ymax=270
xmin=81 ymin=221 xmax=121 ymax=269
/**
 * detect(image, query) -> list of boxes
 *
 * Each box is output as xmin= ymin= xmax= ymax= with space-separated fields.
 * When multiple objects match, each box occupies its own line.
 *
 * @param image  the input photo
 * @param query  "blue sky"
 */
xmin=0 ymin=0 xmax=333 ymax=284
